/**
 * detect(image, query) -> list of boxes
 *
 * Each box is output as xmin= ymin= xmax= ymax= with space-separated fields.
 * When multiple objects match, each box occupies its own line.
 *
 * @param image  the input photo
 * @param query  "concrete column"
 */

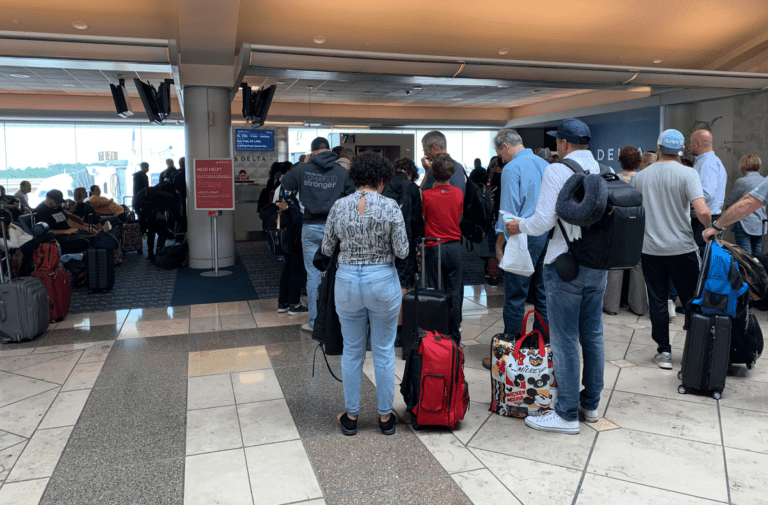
xmin=184 ymin=86 xmax=235 ymax=269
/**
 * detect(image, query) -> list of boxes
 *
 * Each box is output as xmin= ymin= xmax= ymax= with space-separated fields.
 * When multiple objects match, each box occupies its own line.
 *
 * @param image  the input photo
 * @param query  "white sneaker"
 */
xmin=654 ymin=352 xmax=673 ymax=369
xmin=301 ymin=323 xmax=313 ymax=333
xmin=524 ymin=411 xmax=579 ymax=435
xmin=577 ymin=405 xmax=599 ymax=423
xmin=668 ymin=300 xmax=677 ymax=320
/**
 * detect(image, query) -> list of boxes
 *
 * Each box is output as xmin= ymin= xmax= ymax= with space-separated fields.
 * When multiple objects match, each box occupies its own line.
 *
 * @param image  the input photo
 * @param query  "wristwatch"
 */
xmin=712 ymin=221 xmax=723 ymax=232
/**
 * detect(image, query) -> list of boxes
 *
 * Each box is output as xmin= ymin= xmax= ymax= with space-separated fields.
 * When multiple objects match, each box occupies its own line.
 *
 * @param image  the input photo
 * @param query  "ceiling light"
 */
xmin=264 ymin=121 xmax=305 ymax=126
xmin=413 ymin=86 xmax=423 ymax=90
xmin=497 ymin=85 xmax=508 ymax=88
xmin=629 ymin=86 xmax=652 ymax=92
xmin=498 ymin=48 xmax=510 ymax=55
xmin=314 ymin=36 xmax=326 ymax=44
xmin=9 ymin=74 xmax=29 ymax=78
xmin=62 ymin=84 xmax=75 ymax=87
xmin=653 ymin=58 xmax=664 ymax=64
xmin=333 ymin=125 xmax=370 ymax=129
xmin=72 ymin=21 xmax=88 ymax=30
xmin=275 ymin=80 xmax=285 ymax=85
xmin=453 ymin=98 xmax=462 ymax=101
xmin=307 ymin=86 xmax=314 ymax=90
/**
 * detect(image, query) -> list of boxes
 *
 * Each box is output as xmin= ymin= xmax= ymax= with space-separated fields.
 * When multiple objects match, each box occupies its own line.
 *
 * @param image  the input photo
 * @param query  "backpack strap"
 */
xmin=554 ymin=158 xmax=585 ymax=174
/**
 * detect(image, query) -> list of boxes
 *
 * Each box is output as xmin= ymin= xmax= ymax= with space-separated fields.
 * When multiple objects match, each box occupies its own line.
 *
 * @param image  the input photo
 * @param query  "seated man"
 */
xmin=34 ymin=189 xmax=90 ymax=254
xmin=88 ymin=185 xmax=126 ymax=226
xmin=0 ymin=185 xmax=23 ymax=222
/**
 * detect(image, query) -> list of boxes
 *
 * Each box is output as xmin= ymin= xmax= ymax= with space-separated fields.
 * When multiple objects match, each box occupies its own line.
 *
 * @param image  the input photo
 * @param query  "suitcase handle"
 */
xmin=1 ymin=220 xmax=12 ymax=283
xmin=421 ymin=237 xmax=442 ymax=290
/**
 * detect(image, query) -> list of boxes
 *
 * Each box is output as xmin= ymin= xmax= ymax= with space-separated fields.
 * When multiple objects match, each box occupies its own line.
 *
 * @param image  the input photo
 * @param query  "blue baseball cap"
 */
xmin=547 ymin=118 xmax=591 ymax=144
xmin=657 ymin=129 xmax=685 ymax=156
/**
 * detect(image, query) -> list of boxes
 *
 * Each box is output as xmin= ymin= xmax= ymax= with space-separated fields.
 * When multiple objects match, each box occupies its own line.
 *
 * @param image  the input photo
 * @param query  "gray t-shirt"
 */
xmin=631 ymin=161 xmax=705 ymax=256
xmin=726 ymin=172 xmax=766 ymax=236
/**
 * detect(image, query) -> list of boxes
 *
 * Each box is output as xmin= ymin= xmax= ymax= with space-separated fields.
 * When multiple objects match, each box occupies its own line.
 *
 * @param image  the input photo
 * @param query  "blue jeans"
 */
xmin=301 ymin=223 xmax=325 ymax=328
xmin=543 ymin=263 xmax=607 ymax=421
xmin=335 ymin=263 xmax=401 ymax=415
xmin=733 ymin=222 xmax=762 ymax=256
xmin=503 ymin=232 xmax=549 ymax=334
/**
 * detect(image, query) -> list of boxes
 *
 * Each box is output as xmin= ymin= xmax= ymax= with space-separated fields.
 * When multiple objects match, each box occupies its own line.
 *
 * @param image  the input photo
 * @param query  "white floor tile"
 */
xmin=184 ymin=449 xmax=253 ymax=505
xmin=587 ymin=429 xmax=728 ymax=502
xmin=725 ymin=447 xmax=768 ymax=505
xmin=719 ymin=379 xmax=768 ymax=413
xmin=187 ymin=374 xmax=235 ymax=410
xmin=14 ymin=351 xmax=82 ymax=385
xmin=720 ymin=406 xmax=768 ymax=454
xmin=413 ymin=430 xmax=484 ymax=474
xmin=0 ymin=441 xmax=27 ymax=485
xmin=0 ymin=388 xmax=59 ymax=437
xmin=614 ymin=365 xmax=715 ymax=405
xmin=220 ymin=314 xmax=257 ymax=331
xmin=38 ymin=389 xmax=91 ymax=430
xmin=237 ymin=399 xmax=300 ymax=447
xmin=6 ymin=426 xmax=72 ymax=482
xmin=60 ymin=361 xmax=104 ymax=392
xmin=0 ymin=352 xmax=77 ymax=373
xmin=189 ymin=316 xmax=223 ymax=334
xmin=451 ymin=469 xmax=521 ymax=505
xmin=0 ymin=477 xmax=49 ymax=505
xmin=0 ymin=431 xmax=25 ymax=452
xmin=576 ymin=473 xmax=718 ymax=504
xmin=0 ymin=372 xmax=60 ymax=409
xmin=468 ymin=413 xmax=596 ymax=470
xmin=231 ymin=370 xmax=283 ymax=404
xmin=186 ymin=405 xmax=242 ymax=456
xmin=605 ymin=390 xmax=721 ymax=444
xmin=473 ymin=448 xmax=582 ymax=505
xmin=245 ymin=440 xmax=322 ymax=505
xmin=77 ymin=342 xmax=113 ymax=364
xmin=452 ymin=401 xmax=491 ymax=445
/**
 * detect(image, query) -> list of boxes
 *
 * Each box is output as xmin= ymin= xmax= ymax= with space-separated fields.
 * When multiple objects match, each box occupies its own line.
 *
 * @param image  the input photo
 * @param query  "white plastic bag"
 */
xmin=498 ymin=213 xmax=534 ymax=276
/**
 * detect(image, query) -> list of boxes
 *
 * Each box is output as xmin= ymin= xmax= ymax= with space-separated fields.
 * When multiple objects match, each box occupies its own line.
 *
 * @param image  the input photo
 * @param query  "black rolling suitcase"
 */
xmin=678 ymin=240 xmax=731 ymax=399
xmin=401 ymin=238 xmax=454 ymax=359
xmin=0 ymin=218 xmax=50 ymax=343
xmin=87 ymin=248 xmax=115 ymax=293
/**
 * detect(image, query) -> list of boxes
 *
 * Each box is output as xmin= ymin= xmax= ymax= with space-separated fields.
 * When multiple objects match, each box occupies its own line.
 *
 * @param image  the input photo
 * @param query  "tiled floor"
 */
xmin=0 ymin=284 xmax=767 ymax=505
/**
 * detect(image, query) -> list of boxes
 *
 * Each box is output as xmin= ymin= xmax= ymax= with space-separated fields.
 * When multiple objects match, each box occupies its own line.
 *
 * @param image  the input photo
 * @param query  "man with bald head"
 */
xmin=690 ymin=129 xmax=727 ymax=252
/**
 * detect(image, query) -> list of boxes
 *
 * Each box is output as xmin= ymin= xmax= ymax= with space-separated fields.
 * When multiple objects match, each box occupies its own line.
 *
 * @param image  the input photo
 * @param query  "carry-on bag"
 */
xmin=155 ymin=242 xmax=188 ymax=270
xmin=401 ymin=238 xmax=453 ymax=359
xmin=490 ymin=310 xmax=557 ymax=417
xmin=679 ymin=239 xmax=732 ymax=399
xmin=121 ymin=222 xmax=143 ymax=253
xmin=0 ymin=223 xmax=50 ymax=343
xmin=87 ymin=248 xmax=115 ymax=293
xmin=31 ymin=266 xmax=71 ymax=322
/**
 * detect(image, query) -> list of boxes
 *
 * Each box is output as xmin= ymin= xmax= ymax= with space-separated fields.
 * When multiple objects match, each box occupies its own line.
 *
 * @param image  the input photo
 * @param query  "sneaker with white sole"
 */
xmin=524 ymin=411 xmax=579 ymax=435
xmin=288 ymin=304 xmax=308 ymax=316
xmin=667 ymin=300 xmax=677 ymax=320
xmin=577 ymin=405 xmax=599 ymax=423
xmin=654 ymin=352 xmax=673 ymax=369
xmin=301 ymin=323 xmax=313 ymax=333
xmin=277 ymin=303 xmax=290 ymax=313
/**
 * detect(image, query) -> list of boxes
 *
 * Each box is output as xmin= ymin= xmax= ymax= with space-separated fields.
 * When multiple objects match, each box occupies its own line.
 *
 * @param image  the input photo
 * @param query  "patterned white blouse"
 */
xmin=322 ymin=190 xmax=409 ymax=265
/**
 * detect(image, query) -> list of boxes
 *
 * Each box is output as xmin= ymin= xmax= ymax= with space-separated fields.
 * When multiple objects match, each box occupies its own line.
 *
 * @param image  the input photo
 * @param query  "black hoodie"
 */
xmin=280 ymin=151 xmax=355 ymax=224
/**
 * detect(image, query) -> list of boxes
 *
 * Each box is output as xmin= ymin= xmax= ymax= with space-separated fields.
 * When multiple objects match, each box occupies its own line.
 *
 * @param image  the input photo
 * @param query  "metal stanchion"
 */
xmin=201 ymin=210 xmax=232 ymax=277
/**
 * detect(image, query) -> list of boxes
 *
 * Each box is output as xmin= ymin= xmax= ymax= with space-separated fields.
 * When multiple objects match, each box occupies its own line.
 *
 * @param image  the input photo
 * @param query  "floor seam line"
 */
xmin=228 ymin=373 xmax=256 ymax=505
xmin=717 ymin=401 xmax=733 ymax=505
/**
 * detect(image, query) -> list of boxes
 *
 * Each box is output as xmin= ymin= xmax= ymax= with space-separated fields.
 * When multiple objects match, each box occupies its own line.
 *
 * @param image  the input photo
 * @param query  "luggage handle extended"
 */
xmin=1 ymin=219 xmax=12 ymax=283
xmin=420 ymin=237 xmax=442 ymax=290
xmin=695 ymin=232 xmax=723 ymax=300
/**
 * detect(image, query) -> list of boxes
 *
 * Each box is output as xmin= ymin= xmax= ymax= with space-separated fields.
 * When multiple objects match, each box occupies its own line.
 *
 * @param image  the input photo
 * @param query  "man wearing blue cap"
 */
xmin=631 ymin=129 xmax=710 ymax=370
xmin=505 ymin=118 xmax=607 ymax=435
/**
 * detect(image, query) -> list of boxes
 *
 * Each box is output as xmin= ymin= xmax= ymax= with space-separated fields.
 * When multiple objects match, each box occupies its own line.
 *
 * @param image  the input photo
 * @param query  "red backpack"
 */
xmin=401 ymin=330 xmax=470 ymax=430
xmin=33 ymin=242 xmax=60 ymax=271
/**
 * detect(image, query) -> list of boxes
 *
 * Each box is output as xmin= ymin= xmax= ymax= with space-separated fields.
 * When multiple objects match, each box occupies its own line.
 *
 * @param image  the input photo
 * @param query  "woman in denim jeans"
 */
xmin=321 ymin=152 xmax=409 ymax=436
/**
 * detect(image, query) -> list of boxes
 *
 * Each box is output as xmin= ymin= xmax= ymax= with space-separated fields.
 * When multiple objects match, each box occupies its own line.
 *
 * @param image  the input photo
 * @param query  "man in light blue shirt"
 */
xmin=493 ymin=129 xmax=549 ymax=338
xmin=691 ymin=129 xmax=727 ymax=251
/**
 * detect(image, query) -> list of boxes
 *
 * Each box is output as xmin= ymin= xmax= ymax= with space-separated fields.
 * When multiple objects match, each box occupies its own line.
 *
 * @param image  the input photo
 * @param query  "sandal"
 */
xmin=379 ymin=412 xmax=397 ymax=435
xmin=338 ymin=412 xmax=357 ymax=436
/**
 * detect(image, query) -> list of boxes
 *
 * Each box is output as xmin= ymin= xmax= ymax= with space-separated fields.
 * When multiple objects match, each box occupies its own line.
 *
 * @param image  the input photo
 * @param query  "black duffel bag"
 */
xmin=155 ymin=242 xmax=188 ymax=270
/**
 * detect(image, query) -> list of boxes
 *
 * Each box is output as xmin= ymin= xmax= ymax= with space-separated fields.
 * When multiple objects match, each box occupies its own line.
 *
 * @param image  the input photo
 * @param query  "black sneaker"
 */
xmin=278 ymin=303 xmax=290 ymax=313
xmin=288 ymin=304 xmax=308 ymax=316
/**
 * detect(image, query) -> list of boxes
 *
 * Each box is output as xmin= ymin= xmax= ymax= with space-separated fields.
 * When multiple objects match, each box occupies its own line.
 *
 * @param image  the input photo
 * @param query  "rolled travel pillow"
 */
xmin=31 ymin=221 xmax=50 ymax=237
xmin=556 ymin=173 xmax=608 ymax=228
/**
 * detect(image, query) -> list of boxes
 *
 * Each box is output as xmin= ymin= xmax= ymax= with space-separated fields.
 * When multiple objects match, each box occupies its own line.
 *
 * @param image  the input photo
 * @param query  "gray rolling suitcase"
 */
xmin=0 ymin=221 xmax=50 ymax=344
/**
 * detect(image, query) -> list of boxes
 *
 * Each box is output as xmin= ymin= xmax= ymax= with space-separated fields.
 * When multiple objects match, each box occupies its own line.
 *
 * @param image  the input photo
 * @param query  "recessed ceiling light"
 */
xmin=62 ymin=84 xmax=75 ymax=87
xmin=9 ymin=74 xmax=29 ymax=78
xmin=653 ymin=58 xmax=664 ymax=64
xmin=413 ymin=86 xmax=423 ymax=90
xmin=497 ymin=85 xmax=508 ymax=88
xmin=275 ymin=80 xmax=285 ymax=85
xmin=629 ymin=86 xmax=652 ymax=92
xmin=72 ymin=21 xmax=88 ymax=30
xmin=453 ymin=98 xmax=462 ymax=101
xmin=498 ymin=48 xmax=510 ymax=55
xmin=307 ymin=86 xmax=313 ymax=90
xmin=314 ymin=36 xmax=326 ymax=44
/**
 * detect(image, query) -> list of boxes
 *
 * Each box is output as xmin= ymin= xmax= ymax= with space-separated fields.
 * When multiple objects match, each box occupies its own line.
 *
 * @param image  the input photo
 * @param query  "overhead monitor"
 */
xmin=236 ymin=129 xmax=274 ymax=151
xmin=240 ymin=84 xmax=276 ymax=127
xmin=133 ymin=78 xmax=173 ymax=125
xmin=109 ymin=78 xmax=133 ymax=118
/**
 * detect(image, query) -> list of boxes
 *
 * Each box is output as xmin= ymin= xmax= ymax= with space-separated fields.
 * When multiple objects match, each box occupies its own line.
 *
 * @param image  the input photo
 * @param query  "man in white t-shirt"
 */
xmin=505 ymin=118 xmax=606 ymax=435
xmin=631 ymin=130 xmax=710 ymax=370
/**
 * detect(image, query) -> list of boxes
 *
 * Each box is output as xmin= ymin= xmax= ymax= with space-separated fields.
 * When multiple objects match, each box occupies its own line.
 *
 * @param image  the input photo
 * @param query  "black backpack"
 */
xmin=382 ymin=176 xmax=413 ymax=241
xmin=460 ymin=172 xmax=494 ymax=245
xmin=556 ymin=159 xmax=645 ymax=270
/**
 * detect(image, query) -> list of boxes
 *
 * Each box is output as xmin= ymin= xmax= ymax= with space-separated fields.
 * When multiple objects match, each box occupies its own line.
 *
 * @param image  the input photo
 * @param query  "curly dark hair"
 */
xmin=431 ymin=153 xmax=455 ymax=182
xmin=394 ymin=157 xmax=419 ymax=180
xmin=619 ymin=146 xmax=641 ymax=171
xmin=349 ymin=152 xmax=395 ymax=189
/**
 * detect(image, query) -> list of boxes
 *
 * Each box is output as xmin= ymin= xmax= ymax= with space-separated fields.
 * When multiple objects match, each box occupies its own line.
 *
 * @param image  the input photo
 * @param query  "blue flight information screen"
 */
xmin=236 ymin=129 xmax=274 ymax=151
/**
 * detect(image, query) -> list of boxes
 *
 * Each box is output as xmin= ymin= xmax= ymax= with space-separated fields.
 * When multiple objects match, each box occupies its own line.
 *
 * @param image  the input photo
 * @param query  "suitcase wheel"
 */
xmin=411 ymin=416 xmax=420 ymax=431
xmin=677 ymin=385 xmax=686 ymax=395
xmin=712 ymin=391 xmax=722 ymax=400
xmin=677 ymin=371 xmax=682 ymax=380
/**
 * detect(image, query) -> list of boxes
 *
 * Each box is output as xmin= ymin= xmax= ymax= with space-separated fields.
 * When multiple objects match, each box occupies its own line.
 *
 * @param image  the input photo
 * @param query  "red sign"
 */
xmin=194 ymin=159 xmax=234 ymax=210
